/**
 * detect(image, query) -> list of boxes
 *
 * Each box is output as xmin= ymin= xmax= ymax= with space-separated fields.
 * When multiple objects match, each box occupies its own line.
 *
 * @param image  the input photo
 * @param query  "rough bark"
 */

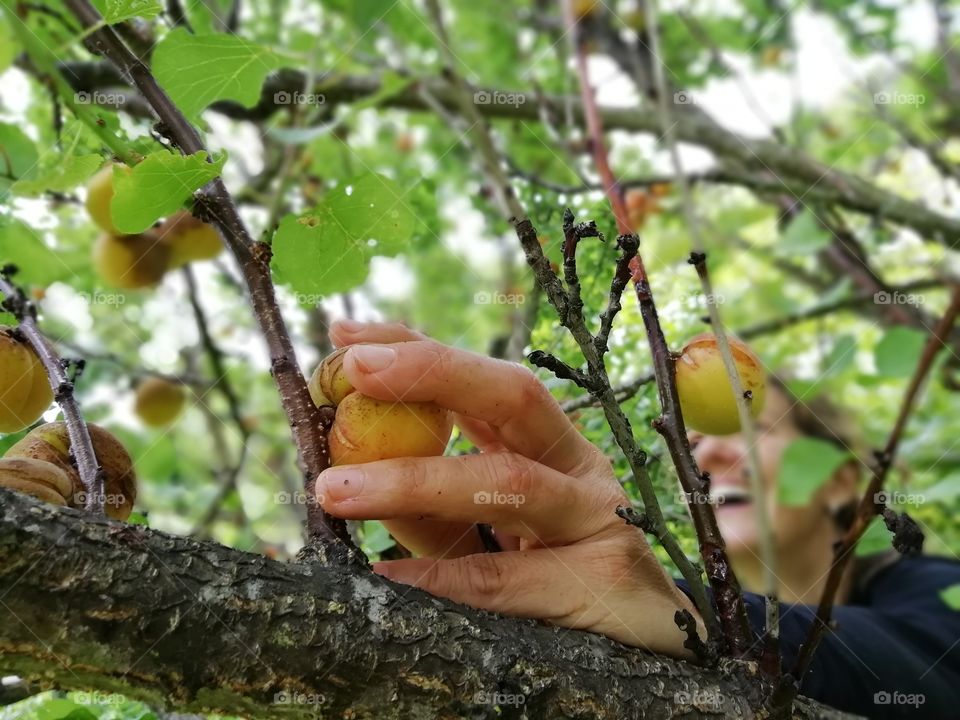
xmin=0 ymin=491 xmax=858 ymax=719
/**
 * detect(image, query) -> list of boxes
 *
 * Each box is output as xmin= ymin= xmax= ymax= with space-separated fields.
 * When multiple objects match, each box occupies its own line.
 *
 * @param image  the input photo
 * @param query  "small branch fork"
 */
xmin=770 ymin=284 xmax=960 ymax=713
xmin=57 ymin=0 xmax=349 ymax=546
xmin=424 ymin=0 xmax=721 ymax=657
xmin=0 ymin=266 xmax=106 ymax=515
xmin=561 ymin=0 xmax=753 ymax=656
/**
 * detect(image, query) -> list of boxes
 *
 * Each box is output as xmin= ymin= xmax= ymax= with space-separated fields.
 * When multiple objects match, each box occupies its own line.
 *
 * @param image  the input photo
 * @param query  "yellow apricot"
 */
xmin=134 ymin=377 xmax=187 ymax=427
xmin=0 ymin=457 xmax=72 ymax=506
xmin=0 ymin=328 xmax=52 ymax=433
xmin=158 ymin=210 xmax=222 ymax=268
xmin=6 ymin=422 xmax=137 ymax=520
xmin=92 ymin=232 xmax=171 ymax=289
xmin=328 ymin=392 xmax=453 ymax=466
xmin=676 ymin=333 xmax=766 ymax=436
xmin=85 ymin=164 xmax=131 ymax=235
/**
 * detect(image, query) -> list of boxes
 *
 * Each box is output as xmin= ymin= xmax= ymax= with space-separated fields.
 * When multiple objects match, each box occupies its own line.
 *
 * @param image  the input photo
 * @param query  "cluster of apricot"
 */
xmin=86 ymin=165 xmax=223 ymax=289
xmin=0 ymin=328 xmax=136 ymax=518
xmin=309 ymin=348 xmax=452 ymax=466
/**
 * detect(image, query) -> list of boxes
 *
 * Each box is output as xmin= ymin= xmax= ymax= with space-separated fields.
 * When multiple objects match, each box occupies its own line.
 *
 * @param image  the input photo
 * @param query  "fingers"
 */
xmin=339 ymin=338 xmax=594 ymax=474
xmin=317 ymin=453 xmax=619 ymax=544
xmin=380 ymin=518 xmax=486 ymax=559
xmin=330 ymin=319 xmax=426 ymax=348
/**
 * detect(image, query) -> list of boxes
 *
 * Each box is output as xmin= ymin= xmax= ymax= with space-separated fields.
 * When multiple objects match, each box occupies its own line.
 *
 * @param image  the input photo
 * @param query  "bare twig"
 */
xmin=0 ymin=267 xmax=105 ymax=515
xmin=771 ymin=284 xmax=960 ymax=713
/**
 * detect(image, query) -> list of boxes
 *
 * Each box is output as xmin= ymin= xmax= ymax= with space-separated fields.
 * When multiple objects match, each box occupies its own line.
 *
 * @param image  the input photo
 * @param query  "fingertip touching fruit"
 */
xmin=134 ymin=377 xmax=187 ymax=427
xmin=0 ymin=328 xmax=52 ymax=433
xmin=158 ymin=210 xmax=222 ymax=268
xmin=0 ymin=457 xmax=72 ymax=506
xmin=93 ymin=231 xmax=170 ymax=289
xmin=85 ymin=163 xmax=130 ymax=235
xmin=6 ymin=422 xmax=137 ymax=520
xmin=310 ymin=347 xmax=454 ymax=466
xmin=676 ymin=333 xmax=766 ymax=436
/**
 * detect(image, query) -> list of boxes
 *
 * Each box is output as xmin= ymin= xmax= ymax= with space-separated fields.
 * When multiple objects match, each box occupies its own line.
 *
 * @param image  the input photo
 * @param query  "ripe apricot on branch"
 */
xmin=0 ymin=457 xmax=72 ymax=506
xmin=6 ymin=422 xmax=137 ymax=520
xmin=158 ymin=210 xmax=223 ymax=268
xmin=85 ymin=163 xmax=130 ymax=235
xmin=0 ymin=328 xmax=53 ymax=433
xmin=93 ymin=231 xmax=170 ymax=289
xmin=676 ymin=333 xmax=766 ymax=436
xmin=134 ymin=377 xmax=187 ymax=427
xmin=309 ymin=348 xmax=453 ymax=466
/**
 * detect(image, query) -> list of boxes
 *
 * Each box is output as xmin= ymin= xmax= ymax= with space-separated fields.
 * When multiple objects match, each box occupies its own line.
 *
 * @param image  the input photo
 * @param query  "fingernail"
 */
xmin=317 ymin=467 xmax=365 ymax=502
xmin=350 ymin=345 xmax=396 ymax=373
xmin=371 ymin=561 xmax=394 ymax=579
xmin=335 ymin=318 xmax=366 ymax=333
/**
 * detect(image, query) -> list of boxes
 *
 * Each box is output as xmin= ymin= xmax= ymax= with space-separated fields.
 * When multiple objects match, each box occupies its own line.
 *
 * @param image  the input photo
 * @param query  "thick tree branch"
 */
xmin=0 ymin=492 xmax=856 ymax=720
xmin=54 ymin=61 xmax=960 ymax=242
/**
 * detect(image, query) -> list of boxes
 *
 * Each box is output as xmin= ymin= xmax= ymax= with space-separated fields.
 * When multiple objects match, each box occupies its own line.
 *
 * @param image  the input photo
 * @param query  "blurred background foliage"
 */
xmin=0 ymin=0 xmax=958 ymax=603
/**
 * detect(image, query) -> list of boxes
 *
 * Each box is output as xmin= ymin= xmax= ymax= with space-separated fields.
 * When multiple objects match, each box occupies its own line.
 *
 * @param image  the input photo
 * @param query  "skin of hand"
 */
xmin=316 ymin=319 xmax=704 ymax=658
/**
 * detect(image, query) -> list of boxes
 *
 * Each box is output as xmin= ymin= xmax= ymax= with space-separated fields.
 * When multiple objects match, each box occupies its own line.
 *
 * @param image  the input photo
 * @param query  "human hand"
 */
xmin=316 ymin=320 xmax=702 ymax=657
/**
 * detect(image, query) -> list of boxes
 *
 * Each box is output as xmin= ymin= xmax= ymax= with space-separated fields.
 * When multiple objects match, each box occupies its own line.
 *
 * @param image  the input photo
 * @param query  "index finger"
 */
xmin=340 ymin=339 xmax=595 ymax=474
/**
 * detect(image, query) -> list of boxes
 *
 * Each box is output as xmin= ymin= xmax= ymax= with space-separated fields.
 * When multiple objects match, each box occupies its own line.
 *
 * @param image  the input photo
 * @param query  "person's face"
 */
xmin=689 ymin=386 xmax=854 ymax=558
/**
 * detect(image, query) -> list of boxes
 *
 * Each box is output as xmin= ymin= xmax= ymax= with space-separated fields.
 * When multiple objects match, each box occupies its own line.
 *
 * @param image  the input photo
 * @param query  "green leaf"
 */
xmin=0 ymin=18 xmax=19 ymax=73
xmin=12 ymin=154 xmax=102 ymax=197
xmin=0 ymin=217 xmax=73 ymax=285
xmin=822 ymin=334 xmax=857 ymax=377
xmin=941 ymin=583 xmax=960 ymax=610
xmin=272 ymin=174 xmax=415 ymax=296
xmin=110 ymin=151 xmax=225 ymax=234
xmin=35 ymin=699 xmax=97 ymax=720
xmin=0 ymin=123 xmax=39 ymax=198
xmin=874 ymin=327 xmax=926 ymax=378
xmin=855 ymin=515 xmax=891 ymax=556
xmin=102 ymin=0 xmax=162 ymax=23
xmin=778 ymin=210 xmax=831 ymax=255
xmin=153 ymin=28 xmax=284 ymax=120
xmin=778 ymin=437 xmax=850 ymax=506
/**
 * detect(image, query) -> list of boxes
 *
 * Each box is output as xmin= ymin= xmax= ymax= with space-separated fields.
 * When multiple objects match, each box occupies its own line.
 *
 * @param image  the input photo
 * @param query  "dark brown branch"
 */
xmin=0 ymin=492 xmax=855 ymax=719
xmin=771 ymin=284 xmax=960 ymax=712
xmin=0 ymin=267 xmax=105 ymax=515
xmin=61 ymin=0 xmax=348 ymax=546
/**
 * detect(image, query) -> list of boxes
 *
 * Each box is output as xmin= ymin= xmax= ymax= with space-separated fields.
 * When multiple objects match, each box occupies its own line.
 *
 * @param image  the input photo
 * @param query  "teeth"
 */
xmin=712 ymin=487 xmax=752 ymax=505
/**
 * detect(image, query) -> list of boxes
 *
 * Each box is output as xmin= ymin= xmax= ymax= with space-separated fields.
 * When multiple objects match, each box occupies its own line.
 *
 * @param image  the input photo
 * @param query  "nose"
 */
xmin=693 ymin=435 xmax=743 ymax=476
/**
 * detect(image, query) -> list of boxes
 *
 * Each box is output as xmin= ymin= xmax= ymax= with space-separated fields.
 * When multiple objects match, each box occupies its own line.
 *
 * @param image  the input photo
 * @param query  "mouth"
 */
xmin=711 ymin=486 xmax=753 ymax=508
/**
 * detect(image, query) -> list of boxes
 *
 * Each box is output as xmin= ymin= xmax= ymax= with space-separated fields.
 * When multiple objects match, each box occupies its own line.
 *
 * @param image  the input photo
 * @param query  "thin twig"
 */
xmin=771 ymin=284 xmax=960 ymax=712
xmin=0 ymin=267 xmax=105 ymax=515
